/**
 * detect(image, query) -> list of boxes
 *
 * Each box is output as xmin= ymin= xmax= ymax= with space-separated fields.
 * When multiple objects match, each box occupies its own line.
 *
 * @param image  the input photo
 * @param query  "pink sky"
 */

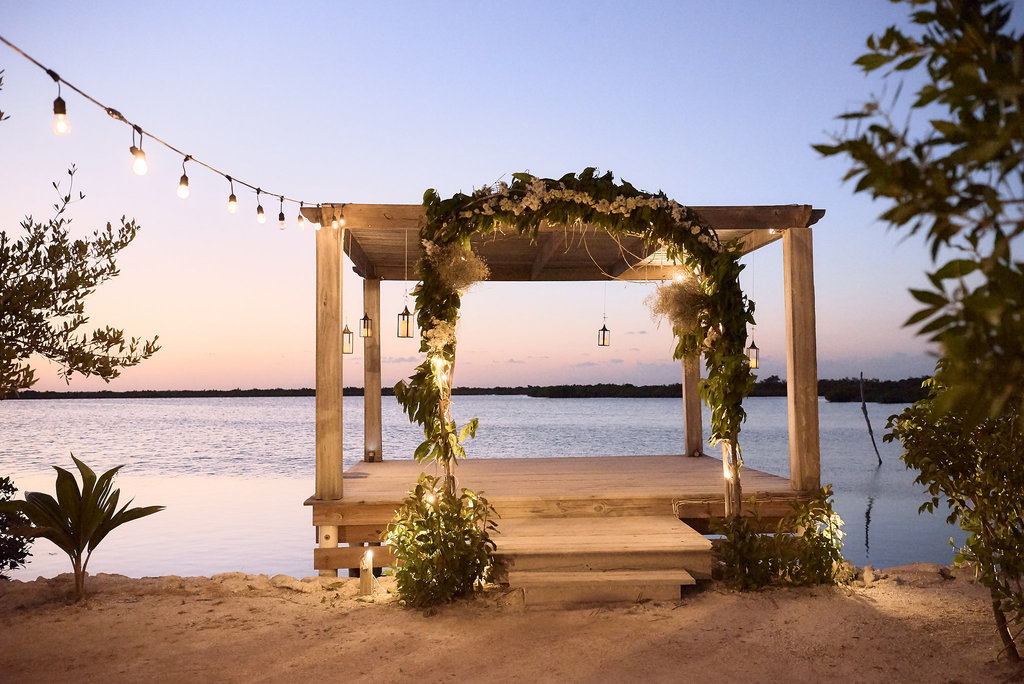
xmin=2 ymin=2 xmax=943 ymax=392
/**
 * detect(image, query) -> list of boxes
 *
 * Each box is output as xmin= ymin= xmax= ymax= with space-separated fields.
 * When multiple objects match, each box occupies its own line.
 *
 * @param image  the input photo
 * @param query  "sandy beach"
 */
xmin=2 ymin=563 xmax=1020 ymax=683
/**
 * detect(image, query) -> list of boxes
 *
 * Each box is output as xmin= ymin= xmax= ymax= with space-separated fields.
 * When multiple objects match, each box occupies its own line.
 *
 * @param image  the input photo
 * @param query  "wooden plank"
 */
xmin=682 ymin=355 xmax=703 ymax=457
xmin=338 ymin=524 xmax=389 ymax=543
xmin=346 ymin=234 xmax=377 ymax=280
xmin=510 ymin=569 xmax=695 ymax=605
xmin=529 ymin=231 xmax=564 ymax=280
xmin=314 ymin=545 xmax=396 ymax=570
xmin=362 ymin=278 xmax=383 ymax=462
xmin=316 ymin=525 xmax=339 ymax=578
xmin=783 ymin=225 xmax=822 ymax=492
xmin=314 ymin=217 xmax=343 ymax=500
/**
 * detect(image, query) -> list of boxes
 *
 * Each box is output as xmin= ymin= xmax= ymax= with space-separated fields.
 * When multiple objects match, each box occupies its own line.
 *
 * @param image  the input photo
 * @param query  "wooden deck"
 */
xmin=306 ymin=454 xmax=812 ymax=583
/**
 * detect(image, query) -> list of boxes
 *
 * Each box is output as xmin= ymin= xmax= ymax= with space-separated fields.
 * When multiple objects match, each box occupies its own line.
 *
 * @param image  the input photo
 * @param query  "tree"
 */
xmin=817 ymin=0 xmax=1024 ymax=662
xmin=815 ymin=0 xmax=1023 ymax=427
xmin=0 ymin=167 xmax=159 ymax=397
xmin=886 ymin=373 xmax=1023 ymax=661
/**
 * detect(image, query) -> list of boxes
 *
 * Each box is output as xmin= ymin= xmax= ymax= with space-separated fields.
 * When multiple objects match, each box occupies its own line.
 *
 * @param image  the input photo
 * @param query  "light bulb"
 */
xmin=278 ymin=211 xmax=286 ymax=230
xmin=130 ymin=146 xmax=148 ymax=175
xmin=331 ymin=219 xmax=339 ymax=230
xmin=297 ymin=214 xmax=305 ymax=230
xmin=227 ymin=193 xmax=238 ymax=213
xmin=177 ymin=174 xmax=190 ymax=199
xmin=314 ymin=221 xmax=322 ymax=231
xmin=256 ymin=205 xmax=266 ymax=224
xmin=52 ymin=96 xmax=70 ymax=135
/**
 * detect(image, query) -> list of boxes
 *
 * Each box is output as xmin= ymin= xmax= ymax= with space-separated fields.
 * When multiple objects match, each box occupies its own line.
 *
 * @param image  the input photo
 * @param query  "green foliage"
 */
xmin=886 ymin=372 xmax=1023 ymax=657
xmin=713 ymin=486 xmax=848 ymax=590
xmin=816 ymin=0 xmax=1024 ymax=427
xmin=383 ymin=474 xmax=497 ymax=609
xmin=0 ymin=475 xmax=32 ymax=580
xmin=0 ymin=167 xmax=160 ymax=398
xmin=397 ymin=169 xmax=756 ymax=477
xmin=0 ymin=455 xmax=164 ymax=601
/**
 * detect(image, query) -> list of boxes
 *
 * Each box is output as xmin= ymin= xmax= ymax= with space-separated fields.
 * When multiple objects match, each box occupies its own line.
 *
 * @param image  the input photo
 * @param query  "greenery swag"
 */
xmin=394 ymin=168 xmax=756 ymax=504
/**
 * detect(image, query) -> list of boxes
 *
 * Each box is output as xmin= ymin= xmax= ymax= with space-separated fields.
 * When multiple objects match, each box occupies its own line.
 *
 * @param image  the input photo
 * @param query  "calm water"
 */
xmin=0 ymin=396 xmax=963 ymax=580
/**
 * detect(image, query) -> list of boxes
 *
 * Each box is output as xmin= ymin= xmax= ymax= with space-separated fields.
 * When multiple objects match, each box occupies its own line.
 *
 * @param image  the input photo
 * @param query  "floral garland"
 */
xmin=394 ymin=168 xmax=755 ymax=504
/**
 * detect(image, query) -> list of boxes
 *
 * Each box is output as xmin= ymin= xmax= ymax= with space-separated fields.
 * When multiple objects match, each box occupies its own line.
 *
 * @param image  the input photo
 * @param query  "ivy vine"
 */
xmin=394 ymin=168 xmax=756 ymax=497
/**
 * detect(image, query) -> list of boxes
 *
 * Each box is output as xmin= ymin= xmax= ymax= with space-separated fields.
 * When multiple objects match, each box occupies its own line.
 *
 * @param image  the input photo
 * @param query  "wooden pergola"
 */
xmin=301 ymin=203 xmax=825 ymax=581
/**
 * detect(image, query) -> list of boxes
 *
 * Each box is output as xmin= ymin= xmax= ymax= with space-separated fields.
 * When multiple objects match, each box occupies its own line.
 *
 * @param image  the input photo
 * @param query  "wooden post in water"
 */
xmin=363 ymin=278 xmax=383 ymax=462
xmin=682 ymin=354 xmax=703 ymax=457
xmin=315 ymin=210 xmax=344 ymax=577
xmin=783 ymin=225 xmax=821 ymax=492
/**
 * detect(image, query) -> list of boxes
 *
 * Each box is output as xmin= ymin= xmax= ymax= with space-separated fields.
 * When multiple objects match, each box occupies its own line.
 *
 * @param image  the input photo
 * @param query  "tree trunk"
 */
xmin=990 ymin=586 xmax=1020 ymax=662
xmin=722 ymin=438 xmax=743 ymax=518
xmin=73 ymin=556 xmax=86 ymax=602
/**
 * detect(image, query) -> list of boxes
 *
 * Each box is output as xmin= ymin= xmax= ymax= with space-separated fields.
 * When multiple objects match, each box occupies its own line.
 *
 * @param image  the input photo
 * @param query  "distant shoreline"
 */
xmin=8 ymin=376 xmax=928 ymax=404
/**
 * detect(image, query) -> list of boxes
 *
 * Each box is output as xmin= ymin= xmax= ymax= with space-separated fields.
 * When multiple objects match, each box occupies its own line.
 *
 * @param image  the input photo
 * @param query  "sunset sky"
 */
xmin=1 ymin=1 xmax=961 ymax=391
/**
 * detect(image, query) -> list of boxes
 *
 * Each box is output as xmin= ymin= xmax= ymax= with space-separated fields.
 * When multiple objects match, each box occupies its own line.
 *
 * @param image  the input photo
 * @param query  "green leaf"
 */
xmin=854 ymin=53 xmax=894 ymax=72
xmin=909 ymin=288 xmax=948 ymax=307
xmin=931 ymin=259 xmax=977 ymax=281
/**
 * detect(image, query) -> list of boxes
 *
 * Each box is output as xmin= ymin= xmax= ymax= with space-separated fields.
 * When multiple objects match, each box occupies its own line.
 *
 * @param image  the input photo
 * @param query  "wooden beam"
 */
xmin=314 ymin=545 xmax=396 ymax=570
xmin=315 ymin=221 xmax=344 ymax=501
xmin=346 ymin=234 xmax=377 ymax=280
xmin=607 ymin=236 xmax=655 ymax=277
xmin=530 ymin=232 xmax=563 ymax=280
xmin=783 ymin=225 xmax=821 ymax=492
xmin=681 ymin=355 xmax=703 ymax=456
xmin=363 ymin=278 xmax=383 ymax=462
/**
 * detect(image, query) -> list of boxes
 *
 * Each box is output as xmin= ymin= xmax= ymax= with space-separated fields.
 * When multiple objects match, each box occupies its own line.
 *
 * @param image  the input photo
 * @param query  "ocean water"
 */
xmin=0 ymin=395 xmax=962 ymax=580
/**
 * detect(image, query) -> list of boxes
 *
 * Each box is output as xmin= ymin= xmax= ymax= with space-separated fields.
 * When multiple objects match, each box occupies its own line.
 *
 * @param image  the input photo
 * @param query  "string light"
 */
xmin=297 ymin=202 xmax=305 ymax=230
xmin=278 ymin=196 xmax=286 ymax=230
xmin=256 ymin=188 xmax=266 ymax=224
xmin=47 ymin=69 xmax=69 ymax=136
xmin=177 ymin=155 xmax=191 ymax=199
xmin=129 ymin=126 xmax=148 ymax=176
xmin=0 ymin=34 xmax=319 ymax=232
xmin=226 ymin=176 xmax=238 ymax=214
xmin=314 ymin=204 xmax=322 ymax=231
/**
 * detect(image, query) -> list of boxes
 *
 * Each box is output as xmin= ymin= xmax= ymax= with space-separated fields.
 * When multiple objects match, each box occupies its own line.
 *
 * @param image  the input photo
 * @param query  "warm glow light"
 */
xmin=359 ymin=313 xmax=372 ymax=338
xmin=278 ymin=211 xmax=286 ymax=230
xmin=342 ymin=325 xmax=354 ymax=354
xmin=176 ymin=174 xmax=190 ymax=199
xmin=397 ymin=305 xmax=413 ymax=338
xmin=52 ymin=96 xmax=69 ymax=135
xmin=331 ymin=219 xmax=339 ymax=230
xmin=256 ymin=205 xmax=266 ymax=224
xmin=746 ymin=340 xmax=759 ymax=369
xmin=130 ymin=146 xmax=148 ymax=175
xmin=297 ymin=213 xmax=305 ymax=230
xmin=227 ymin=193 xmax=238 ymax=213
xmin=598 ymin=323 xmax=610 ymax=347
xmin=425 ymin=492 xmax=436 ymax=504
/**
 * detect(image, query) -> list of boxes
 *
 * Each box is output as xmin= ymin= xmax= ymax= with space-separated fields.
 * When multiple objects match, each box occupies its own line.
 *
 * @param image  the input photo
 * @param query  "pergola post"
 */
xmin=315 ymin=219 xmax=344 ymax=576
xmin=783 ymin=226 xmax=821 ymax=492
xmin=681 ymin=354 xmax=703 ymax=457
xmin=363 ymin=278 xmax=383 ymax=462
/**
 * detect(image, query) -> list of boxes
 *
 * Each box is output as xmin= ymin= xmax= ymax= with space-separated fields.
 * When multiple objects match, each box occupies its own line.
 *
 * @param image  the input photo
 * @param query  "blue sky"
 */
xmin=1 ymin=1 xmax=958 ymax=389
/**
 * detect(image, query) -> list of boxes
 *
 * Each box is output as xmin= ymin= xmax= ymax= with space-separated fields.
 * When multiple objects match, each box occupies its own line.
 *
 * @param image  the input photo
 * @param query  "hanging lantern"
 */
xmin=397 ymin=305 xmax=413 ymax=338
xmin=359 ymin=313 xmax=372 ymax=338
xmin=598 ymin=323 xmax=610 ymax=347
xmin=342 ymin=325 xmax=354 ymax=354
xmin=746 ymin=340 xmax=759 ymax=369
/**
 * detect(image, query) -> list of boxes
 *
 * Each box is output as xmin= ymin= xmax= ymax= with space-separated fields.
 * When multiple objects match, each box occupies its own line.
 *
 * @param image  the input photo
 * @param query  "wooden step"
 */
xmin=493 ymin=515 xmax=712 ymax=580
xmin=509 ymin=569 xmax=696 ymax=606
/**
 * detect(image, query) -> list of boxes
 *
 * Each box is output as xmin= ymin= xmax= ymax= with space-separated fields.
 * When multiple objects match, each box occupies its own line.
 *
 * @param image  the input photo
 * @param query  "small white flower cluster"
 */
xmin=457 ymin=174 xmax=712 ymax=243
xmin=423 ymin=317 xmax=457 ymax=351
xmin=422 ymin=240 xmax=490 ymax=293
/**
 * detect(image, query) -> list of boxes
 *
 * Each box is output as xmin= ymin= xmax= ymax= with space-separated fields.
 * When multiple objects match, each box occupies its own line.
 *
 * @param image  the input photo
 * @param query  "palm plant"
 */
xmin=0 ymin=455 xmax=163 ymax=601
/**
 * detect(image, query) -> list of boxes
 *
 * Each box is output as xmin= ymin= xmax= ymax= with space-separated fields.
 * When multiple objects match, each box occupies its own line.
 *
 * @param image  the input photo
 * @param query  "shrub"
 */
xmin=714 ymin=485 xmax=847 ymax=590
xmin=0 ymin=456 xmax=163 ymax=600
xmin=0 ymin=476 xmax=32 ymax=579
xmin=383 ymin=473 xmax=497 ymax=609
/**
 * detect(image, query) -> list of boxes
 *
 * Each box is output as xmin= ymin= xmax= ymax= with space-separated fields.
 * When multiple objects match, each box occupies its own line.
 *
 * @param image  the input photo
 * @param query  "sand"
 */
xmin=1 ymin=563 xmax=1021 ymax=683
